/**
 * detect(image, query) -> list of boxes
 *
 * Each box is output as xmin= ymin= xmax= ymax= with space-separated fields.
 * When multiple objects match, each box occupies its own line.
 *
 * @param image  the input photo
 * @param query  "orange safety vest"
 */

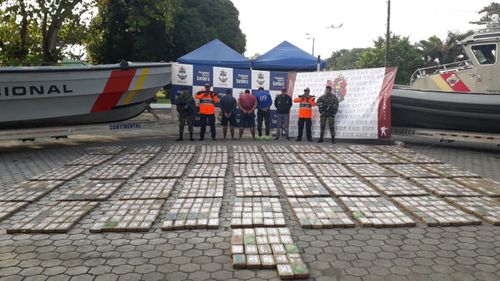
xmin=294 ymin=96 xmax=315 ymax=119
xmin=195 ymin=91 xmax=219 ymax=115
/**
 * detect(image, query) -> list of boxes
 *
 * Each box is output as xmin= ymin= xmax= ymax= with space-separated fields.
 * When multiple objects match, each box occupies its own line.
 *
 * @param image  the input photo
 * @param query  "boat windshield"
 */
xmin=471 ymin=44 xmax=497 ymax=65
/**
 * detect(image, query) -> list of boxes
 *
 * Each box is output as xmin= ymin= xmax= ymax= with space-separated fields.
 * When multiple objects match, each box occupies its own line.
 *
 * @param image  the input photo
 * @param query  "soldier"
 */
xmin=316 ymin=85 xmax=339 ymax=143
xmin=175 ymin=88 xmax=196 ymax=141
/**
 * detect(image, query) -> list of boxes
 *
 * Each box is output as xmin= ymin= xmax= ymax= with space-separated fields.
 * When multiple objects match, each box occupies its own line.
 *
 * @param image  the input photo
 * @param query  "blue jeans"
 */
xmin=276 ymin=113 xmax=289 ymax=138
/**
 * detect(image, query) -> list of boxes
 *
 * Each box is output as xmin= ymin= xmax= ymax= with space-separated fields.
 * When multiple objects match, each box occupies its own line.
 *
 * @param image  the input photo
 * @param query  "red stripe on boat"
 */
xmin=91 ymin=69 xmax=137 ymax=112
xmin=440 ymin=73 xmax=471 ymax=93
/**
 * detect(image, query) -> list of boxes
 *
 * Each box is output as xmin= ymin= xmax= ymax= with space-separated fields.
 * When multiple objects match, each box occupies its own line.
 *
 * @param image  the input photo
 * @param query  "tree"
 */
xmin=417 ymin=31 xmax=473 ymax=67
xmin=87 ymin=0 xmax=246 ymax=63
xmin=357 ymin=35 xmax=424 ymax=84
xmin=0 ymin=0 xmax=93 ymax=66
xmin=471 ymin=2 xmax=500 ymax=25
xmin=87 ymin=0 xmax=177 ymax=63
xmin=170 ymin=0 xmax=246 ymax=60
xmin=417 ymin=35 xmax=445 ymax=66
xmin=325 ymin=48 xmax=370 ymax=70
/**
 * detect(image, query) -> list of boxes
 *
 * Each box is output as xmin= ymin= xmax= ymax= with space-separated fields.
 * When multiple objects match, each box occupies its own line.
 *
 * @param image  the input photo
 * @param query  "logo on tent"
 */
xmin=177 ymin=66 xmax=188 ymax=80
xmin=257 ymin=73 xmax=265 ymax=85
xmin=219 ymin=70 xmax=228 ymax=83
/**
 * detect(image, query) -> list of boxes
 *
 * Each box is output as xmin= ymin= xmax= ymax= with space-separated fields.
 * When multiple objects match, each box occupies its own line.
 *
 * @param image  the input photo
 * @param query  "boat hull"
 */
xmin=392 ymin=88 xmax=500 ymax=134
xmin=0 ymin=62 xmax=171 ymax=130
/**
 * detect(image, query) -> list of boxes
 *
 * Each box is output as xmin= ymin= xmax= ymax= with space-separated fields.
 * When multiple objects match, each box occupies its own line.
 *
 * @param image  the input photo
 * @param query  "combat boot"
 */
xmin=331 ymin=137 xmax=336 ymax=144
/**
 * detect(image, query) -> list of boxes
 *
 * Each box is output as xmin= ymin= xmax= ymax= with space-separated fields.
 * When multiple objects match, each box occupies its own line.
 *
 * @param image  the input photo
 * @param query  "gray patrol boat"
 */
xmin=0 ymin=61 xmax=171 ymax=130
xmin=392 ymin=17 xmax=500 ymax=134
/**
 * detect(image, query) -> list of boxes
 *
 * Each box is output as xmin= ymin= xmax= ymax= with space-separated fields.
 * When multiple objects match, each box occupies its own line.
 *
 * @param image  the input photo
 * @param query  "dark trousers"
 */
xmin=199 ymin=114 xmax=216 ymax=139
xmin=257 ymin=109 xmax=270 ymax=136
xmin=297 ymin=118 xmax=312 ymax=140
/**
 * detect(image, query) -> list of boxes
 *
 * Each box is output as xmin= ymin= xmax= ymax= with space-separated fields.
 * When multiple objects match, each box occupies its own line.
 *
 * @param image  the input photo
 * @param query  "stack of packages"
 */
xmin=230 ymin=145 xmax=309 ymax=279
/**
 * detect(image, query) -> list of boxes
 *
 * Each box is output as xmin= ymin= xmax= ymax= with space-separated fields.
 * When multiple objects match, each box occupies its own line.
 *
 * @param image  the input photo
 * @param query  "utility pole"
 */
xmin=385 ymin=0 xmax=391 ymax=67
xmin=306 ymin=33 xmax=315 ymax=56
xmin=312 ymin=38 xmax=315 ymax=56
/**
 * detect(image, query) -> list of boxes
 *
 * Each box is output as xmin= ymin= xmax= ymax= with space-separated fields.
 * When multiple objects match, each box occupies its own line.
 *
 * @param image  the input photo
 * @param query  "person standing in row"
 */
xmin=294 ymin=87 xmax=316 ymax=142
xmin=175 ymin=88 xmax=196 ymax=141
xmin=238 ymin=89 xmax=257 ymax=140
xmin=274 ymin=88 xmax=292 ymax=140
xmin=219 ymin=89 xmax=237 ymax=140
xmin=254 ymin=87 xmax=272 ymax=138
xmin=195 ymin=84 xmax=219 ymax=141
xmin=316 ymin=85 xmax=339 ymax=143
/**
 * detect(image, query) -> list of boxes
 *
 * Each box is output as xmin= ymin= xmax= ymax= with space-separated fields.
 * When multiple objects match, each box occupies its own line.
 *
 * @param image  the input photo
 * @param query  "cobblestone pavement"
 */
xmin=0 ymin=127 xmax=499 ymax=281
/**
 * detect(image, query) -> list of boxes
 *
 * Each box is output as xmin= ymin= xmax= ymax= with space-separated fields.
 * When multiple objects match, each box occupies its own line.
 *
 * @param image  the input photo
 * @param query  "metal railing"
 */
xmin=410 ymin=60 xmax=473 ymax=85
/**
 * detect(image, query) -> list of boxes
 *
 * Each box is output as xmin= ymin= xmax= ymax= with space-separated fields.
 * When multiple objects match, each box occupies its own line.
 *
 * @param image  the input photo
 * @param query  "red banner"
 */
xmin=378 ymin=67 xmax=397 ymax=140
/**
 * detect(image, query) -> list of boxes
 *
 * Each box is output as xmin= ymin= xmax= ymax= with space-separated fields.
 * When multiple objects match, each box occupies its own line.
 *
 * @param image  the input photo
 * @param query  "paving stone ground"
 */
xmin=0 ymin=121 xmax=499 ymax=281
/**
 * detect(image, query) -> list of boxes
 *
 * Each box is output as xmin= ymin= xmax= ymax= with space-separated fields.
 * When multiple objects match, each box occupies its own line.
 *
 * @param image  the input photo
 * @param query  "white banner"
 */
xmin=213 ymin=67 xmax=234 ymax=88
xmin=251 ymin=70 xmax=270 ymax=90
xmin=289 ymin=68 xmax=386 ymax=139
xmin=172 ymin=63 xmax=193 ymax=86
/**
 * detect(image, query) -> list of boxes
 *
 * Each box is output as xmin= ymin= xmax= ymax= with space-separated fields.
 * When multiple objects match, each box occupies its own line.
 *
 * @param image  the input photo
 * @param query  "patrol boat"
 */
xmin=392 ymin=18 xmax=500 ymax=134
xmin=0 ymin=61 xmax=171 ymax=129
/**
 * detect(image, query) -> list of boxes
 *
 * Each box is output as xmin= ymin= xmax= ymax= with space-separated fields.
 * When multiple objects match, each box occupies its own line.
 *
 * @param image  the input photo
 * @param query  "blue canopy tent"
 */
xmin=177 ymin=39 xmax=251 ymax=68
xmin=252 ymin=41 xmax=326 ymax=71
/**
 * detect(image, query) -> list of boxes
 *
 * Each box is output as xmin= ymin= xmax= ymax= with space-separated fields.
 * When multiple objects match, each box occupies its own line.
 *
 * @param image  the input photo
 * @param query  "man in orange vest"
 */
xmin=293 ymin=87 xmax=316 ymax=141
xmin=195 ymin=84 xmax=219 ymax=141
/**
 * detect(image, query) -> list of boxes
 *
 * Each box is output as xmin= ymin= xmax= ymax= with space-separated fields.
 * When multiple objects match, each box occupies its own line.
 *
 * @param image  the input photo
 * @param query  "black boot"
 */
xmin=176 ymin=136 xmax=183 ymax=141
xmin=317 ymin=138 xmax=323 ymax=143
xmin=331 ymin=137 xmax=336 ymax=144
xmin=189 ymin=132 xmax=195 ymax=141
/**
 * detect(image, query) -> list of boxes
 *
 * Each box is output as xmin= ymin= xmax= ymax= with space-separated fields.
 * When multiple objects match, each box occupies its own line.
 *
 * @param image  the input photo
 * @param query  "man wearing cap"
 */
xmin=316 ymin=85 xmax=339 ymax=143
xmin=238 ymin=89 xmax=258 ymax=140
xmin=274 ymin=88 xmax=293 ymax=140
xmin=253 ymin=87 xmax=273 ymax=138
xmin=293 ymin=88 xmax=316 ymax=142
xmin=195 ymin=84 xmax=219 ymax=141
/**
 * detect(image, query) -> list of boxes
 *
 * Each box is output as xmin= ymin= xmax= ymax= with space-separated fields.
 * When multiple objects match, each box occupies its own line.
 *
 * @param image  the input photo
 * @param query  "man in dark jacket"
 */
xmin=175 ymin=88 xmax=196 ymax=141
xmin=273 ymin=88 xmax=293 ymax=140
xmin=219 ymin=89 xmax=237 ymax=139
xmin=316 ymin=85 xmax=339 ymax=143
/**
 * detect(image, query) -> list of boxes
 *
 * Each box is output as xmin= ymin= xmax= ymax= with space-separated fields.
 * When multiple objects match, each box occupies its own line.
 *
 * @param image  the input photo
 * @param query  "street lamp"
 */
xmin=306 ymin=33 xmax=315 ymax=56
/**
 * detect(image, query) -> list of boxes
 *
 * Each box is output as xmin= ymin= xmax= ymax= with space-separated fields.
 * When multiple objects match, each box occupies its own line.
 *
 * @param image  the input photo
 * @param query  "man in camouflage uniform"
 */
xmin=316 ymin=85 xmax=339 ymax=143
xmin=175 ymin=88 xmax=196 ymax=141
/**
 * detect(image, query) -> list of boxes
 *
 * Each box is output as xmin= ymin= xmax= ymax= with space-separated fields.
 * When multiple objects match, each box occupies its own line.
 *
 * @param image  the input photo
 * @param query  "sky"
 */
xmin=230 ymin=0 xmax=494 ymax=59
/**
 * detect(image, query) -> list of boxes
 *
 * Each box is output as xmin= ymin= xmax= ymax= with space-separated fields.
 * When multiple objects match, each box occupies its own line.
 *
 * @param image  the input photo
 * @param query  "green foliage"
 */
xmin=0 ymin=0 xmax=93 ymax=66
xmin=325 ymin=48 xmax=369 ymax=70
xmin=87 ymin=0 xmax=246 ymax=63
xmin=87 ymin=0 xmax=175 ymax=63
xmin=170 ymin=0 xmax=246 ymax=59
xmin=356 ymin=35 xmax=424 ymax=85
xmin=470 ymin=2 xmax=500 ymax=25
xmin=418 ymin=31 xmax=473 ymax=67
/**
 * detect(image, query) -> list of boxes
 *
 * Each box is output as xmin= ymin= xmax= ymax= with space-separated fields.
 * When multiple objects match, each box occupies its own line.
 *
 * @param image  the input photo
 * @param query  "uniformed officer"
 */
xmin=195 ymin=84 xmax=219 ymax=141
xmin=175 ymin=88 xmax=196 ymax=141
xmin=316 ymin=85 xmax=339 ymax=143
xmin=293 ymin=88 xmax=316 ymax=142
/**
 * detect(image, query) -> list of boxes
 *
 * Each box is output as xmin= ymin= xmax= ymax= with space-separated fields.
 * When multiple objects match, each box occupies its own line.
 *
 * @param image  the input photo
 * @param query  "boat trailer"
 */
xmin=393 ymin=127 xmax=500 ymax=146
